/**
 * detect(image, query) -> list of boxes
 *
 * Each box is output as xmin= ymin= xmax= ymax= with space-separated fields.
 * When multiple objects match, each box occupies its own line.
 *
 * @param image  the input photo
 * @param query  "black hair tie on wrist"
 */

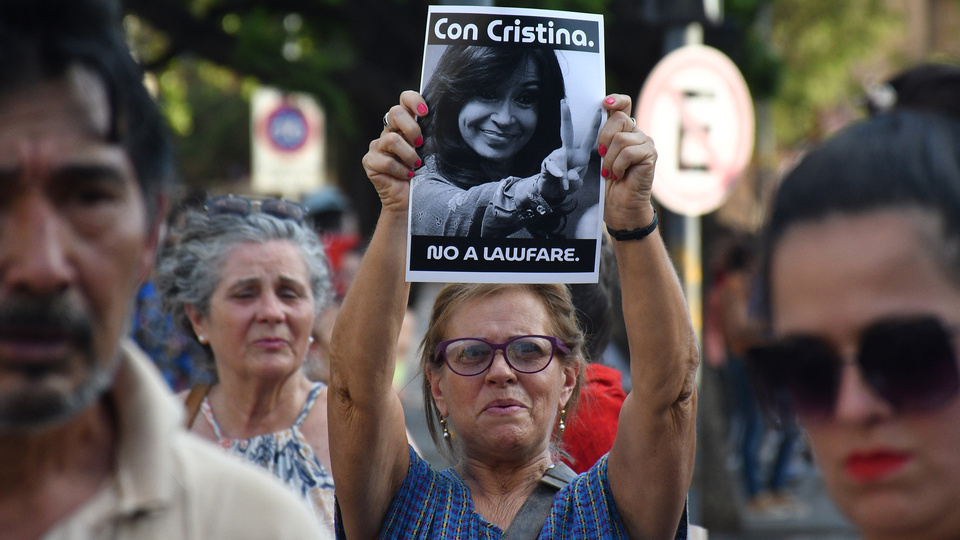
xmin=606 ymin=209 xmax=658 ymax=241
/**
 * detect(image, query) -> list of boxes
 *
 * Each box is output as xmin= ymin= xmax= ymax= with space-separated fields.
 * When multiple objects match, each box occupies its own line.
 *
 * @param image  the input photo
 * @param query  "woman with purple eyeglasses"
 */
xmin=328 ymin=90 xmax=699 ymax=539
xmin=747 ymin=63 xmax=960 ymax=540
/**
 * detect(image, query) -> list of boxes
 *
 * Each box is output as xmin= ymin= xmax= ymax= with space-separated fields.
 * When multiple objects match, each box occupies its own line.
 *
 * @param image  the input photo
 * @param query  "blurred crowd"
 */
xmin=4 ymin=0 xmax=960 ymax=539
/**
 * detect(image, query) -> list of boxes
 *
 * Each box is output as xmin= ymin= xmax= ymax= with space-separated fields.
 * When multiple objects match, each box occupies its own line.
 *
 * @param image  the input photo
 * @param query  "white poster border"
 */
xmin=405 ymin=5 xmax=605 ymax=284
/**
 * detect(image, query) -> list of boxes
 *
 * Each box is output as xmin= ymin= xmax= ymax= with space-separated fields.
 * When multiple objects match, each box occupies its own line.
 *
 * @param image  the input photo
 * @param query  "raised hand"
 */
xmin=539 ymin=98 xmax=603 ymax=202
xmin=597 ymin=93 xmax=658 ymax=232
xmin=361 ymin=90 xmax=429 ymax=213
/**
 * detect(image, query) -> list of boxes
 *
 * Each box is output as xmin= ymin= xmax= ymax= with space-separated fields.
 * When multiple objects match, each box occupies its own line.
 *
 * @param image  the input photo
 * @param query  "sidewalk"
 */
xmin=698 ymin=466 xmax=859 ymax=540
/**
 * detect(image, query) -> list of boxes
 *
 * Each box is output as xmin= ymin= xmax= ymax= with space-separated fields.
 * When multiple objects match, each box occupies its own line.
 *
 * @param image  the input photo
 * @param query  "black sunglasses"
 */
xmin=746 ymin=315 xmax=960 ymax=420
xmin=205 ymin=194 xmax=307 ymax=223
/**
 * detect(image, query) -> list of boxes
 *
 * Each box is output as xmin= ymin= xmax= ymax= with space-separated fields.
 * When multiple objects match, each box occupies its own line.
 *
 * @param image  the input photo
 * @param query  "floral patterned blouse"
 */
xmin=201 ymin=382 xmax=336 ymax=530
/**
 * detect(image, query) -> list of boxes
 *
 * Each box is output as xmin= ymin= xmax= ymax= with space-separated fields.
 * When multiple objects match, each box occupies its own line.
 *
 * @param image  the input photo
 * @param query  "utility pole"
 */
xmin=641 ymin=0 xmax=744 ymax=533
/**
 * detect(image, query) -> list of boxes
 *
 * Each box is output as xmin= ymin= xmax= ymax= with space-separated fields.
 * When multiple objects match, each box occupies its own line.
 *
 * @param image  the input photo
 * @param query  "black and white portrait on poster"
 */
xmin=406 ymin=6 xmax=606 ymax=284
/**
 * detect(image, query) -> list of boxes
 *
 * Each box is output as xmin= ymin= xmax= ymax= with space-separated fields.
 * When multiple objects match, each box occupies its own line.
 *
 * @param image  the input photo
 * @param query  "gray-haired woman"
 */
xmin=155 ymin=196 xmax=337 ymax=531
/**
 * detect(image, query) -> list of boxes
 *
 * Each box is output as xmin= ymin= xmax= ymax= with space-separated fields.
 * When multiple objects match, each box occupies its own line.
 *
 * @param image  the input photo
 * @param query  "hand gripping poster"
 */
xmin=406 ymin=6 xmax=605 ymax=284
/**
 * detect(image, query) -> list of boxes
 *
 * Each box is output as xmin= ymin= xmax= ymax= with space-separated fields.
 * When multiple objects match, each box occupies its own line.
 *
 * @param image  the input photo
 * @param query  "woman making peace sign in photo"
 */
xmin=409 ymin=45 xmax=602 ymax=239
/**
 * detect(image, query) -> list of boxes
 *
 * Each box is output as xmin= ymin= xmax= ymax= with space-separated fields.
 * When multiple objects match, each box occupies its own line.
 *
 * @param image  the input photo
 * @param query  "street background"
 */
xmin=126 ymin=1 xmax=960 ymax=537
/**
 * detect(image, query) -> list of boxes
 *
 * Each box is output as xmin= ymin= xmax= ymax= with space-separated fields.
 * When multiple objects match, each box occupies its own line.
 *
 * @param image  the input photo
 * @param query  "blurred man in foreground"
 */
xmin=0 ymin=1 xmax=328 ymax=538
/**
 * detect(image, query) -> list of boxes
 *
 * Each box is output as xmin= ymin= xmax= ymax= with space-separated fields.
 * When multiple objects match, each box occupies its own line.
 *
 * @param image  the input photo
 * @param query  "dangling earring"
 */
xmin=440 ymin=416 xmax=451 ymax=441
xmin=558 ymin=408 xmax=567 ymax=438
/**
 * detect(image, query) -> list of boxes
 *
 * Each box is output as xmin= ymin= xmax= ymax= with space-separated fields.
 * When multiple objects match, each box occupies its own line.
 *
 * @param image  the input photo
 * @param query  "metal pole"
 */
xmin=685 ymin=213 xmax=702 ymax=343
xmin=678 ymin=23 xmax=703 ymax=345
xmin=667 ymin=21 xmax=744 ymax=534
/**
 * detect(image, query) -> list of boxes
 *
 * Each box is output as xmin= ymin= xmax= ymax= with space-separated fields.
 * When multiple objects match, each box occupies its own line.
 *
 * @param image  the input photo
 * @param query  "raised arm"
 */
xmin=327 ymin=91 xmax=426 ymax=539
xmin=600 ymin=94 xmax=700 ymax=539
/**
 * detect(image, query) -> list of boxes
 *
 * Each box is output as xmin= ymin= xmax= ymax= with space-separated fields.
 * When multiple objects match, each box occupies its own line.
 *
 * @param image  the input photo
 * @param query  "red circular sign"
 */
xmin=635 ymin=45 xmax=754 ymax=216
xmin=263 ymin=105 xmax=309 ymax=152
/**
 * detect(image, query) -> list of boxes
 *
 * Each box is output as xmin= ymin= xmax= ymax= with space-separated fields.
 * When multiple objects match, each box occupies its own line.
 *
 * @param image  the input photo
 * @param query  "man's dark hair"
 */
xmin=0 ymin=0 xmax=173 ymax=221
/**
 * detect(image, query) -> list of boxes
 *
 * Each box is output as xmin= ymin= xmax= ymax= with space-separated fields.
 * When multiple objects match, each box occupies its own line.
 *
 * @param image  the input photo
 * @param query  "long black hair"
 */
xmin=421 ymin=45 xmax=566 ymax=187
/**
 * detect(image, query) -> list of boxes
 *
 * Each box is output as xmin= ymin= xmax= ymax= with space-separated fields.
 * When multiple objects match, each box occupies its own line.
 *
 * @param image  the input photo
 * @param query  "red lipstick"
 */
xmin=845 ymin=451 xmax=911 ymax=482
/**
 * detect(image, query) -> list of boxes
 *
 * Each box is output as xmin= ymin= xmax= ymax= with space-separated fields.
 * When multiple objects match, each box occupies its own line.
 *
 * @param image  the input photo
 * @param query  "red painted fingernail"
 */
xmin=407 ymin=170 xmax=415 ymax=178
xmin=612 ymin=174 xmax=618 ymax=181
xmin=415 ymin=158 xmax=422 ymax=168
xmin=417 ymin=103 xmax=428 ymax=115
xmin=605 ymin=97 xmax=615 ymax=105
xmin=598 ymin=144 xmax=607 ymax=157
xmin=601 ymin=168 xmax=610 ymax=178
xmin=414 ymin=136 xmax=423 ymax=147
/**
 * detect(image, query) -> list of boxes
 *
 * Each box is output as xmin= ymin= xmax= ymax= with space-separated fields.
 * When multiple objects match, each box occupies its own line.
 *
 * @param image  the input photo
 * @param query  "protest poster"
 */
xmin=406 ymin=5 xmax=605 ymax=284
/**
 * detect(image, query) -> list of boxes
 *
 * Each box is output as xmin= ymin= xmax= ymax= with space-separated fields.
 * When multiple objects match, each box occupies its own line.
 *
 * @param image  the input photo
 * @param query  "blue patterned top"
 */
xmin=335 ymin=446 xmax=688 ymax=539
xmin=131 ymin=281 xmax=207 ymax=391
xmin=202 ymin=382 xmax=336 ymax=529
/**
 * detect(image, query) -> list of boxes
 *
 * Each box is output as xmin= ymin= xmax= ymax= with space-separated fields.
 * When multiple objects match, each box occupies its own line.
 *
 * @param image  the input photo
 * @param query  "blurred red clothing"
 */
xmin=562 ymin=363 xmax=627 ymax=474
xmin=319 ymin=231 xmax=361 ymax=298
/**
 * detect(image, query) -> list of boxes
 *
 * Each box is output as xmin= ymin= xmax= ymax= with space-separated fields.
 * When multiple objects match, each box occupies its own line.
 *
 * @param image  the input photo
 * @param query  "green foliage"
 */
xmin=769 ymin=0 xmax=901 ymax=144
xmin=158 ymin=58 xmax=252 ymax=187
xmin=127 ymin=0 xmax=624 ymax=191
xmin=123 ymin=15 xmax=169 ymax=64
xmin=509 ymin=0 xmax=610 ymax=12
xmin=125 ymin=0 xmax=921 ymax=231
xmin=716 ymin=0 xmax=783 ymax=100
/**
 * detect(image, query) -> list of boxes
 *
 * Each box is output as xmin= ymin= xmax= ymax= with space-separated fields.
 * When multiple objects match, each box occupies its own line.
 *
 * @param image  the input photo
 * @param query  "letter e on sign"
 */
xmin=635 ymin=45 xmax=754 ymax=216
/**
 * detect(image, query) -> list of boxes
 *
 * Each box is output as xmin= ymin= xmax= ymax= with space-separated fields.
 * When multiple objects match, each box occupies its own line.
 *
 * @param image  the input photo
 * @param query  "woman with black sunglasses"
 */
xmin=155 ymin=199 xmax=338 ymax=533
xmin=328 ymin=91 xmax=698 ymax=539
xmin=749 ymin=63 xmax=960 ymax=540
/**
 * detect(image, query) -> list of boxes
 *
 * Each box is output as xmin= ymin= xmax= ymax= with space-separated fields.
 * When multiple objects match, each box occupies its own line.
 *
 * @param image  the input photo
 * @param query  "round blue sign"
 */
xmin=266 ymin=106 xmax=309 ymax=152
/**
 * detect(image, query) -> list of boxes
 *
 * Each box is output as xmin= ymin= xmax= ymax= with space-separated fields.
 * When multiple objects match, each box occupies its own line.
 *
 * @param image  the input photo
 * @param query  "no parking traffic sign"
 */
xmin=252 ymin=87 xmax=326 ymax=197
xmin=635 ymin=45 xmax=754 ymax=216
xmin=265 ymin=105 xmax=310 ymax=152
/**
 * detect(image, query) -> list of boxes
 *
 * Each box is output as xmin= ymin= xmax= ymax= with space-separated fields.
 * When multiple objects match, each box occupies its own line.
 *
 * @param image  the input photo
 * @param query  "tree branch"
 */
xmin=126 ymin=0 xmax=238 ymax=68
xmin=205 ymin=0 xmax=344 ymax=23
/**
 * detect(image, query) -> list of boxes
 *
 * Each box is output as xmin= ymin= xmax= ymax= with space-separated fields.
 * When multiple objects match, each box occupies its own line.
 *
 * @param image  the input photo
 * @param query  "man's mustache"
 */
xmin=0 ymin=294 xmax=94 ymax=353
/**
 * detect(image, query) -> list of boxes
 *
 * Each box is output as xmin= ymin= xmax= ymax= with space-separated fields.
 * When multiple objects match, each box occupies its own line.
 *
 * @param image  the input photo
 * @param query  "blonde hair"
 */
xmin=419 ymin=283 xmax=584 ymax=464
